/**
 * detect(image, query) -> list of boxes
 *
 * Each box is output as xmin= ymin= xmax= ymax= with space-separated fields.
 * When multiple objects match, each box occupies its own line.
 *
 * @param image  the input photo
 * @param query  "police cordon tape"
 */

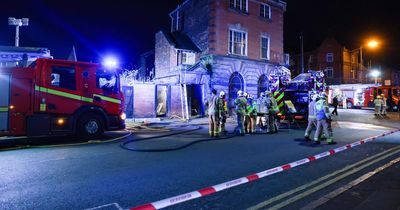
xmin=130 ymin=129 xmax=400 ymax=210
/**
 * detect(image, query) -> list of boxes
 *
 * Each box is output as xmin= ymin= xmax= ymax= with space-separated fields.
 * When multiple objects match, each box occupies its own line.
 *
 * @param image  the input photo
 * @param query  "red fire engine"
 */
xmin=0 ymin=58 xmax=125 ymax=138
xmin=364 ymin=86 xmax=400 ymax=110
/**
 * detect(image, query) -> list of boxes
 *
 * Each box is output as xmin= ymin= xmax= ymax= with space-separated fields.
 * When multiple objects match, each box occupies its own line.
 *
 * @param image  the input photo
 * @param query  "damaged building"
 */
xmin=132 ymin=0 xmax=290 ymax=119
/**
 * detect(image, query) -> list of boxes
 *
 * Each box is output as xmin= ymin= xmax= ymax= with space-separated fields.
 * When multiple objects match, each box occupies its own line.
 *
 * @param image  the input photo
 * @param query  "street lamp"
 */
xmin=8 ymin=17 xmax=29 ymax=47
xmin=370 ymin=69 xmax=380 ymax=84
xmin=353 ymin=39 xmax=380 ymax=83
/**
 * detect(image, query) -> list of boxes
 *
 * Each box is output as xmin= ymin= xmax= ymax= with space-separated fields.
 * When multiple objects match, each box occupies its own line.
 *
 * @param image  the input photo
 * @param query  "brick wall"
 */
xmin=181 ymin=0 xmax=210 ymax=53
xmin=133 ymin=84 xmax=156 ymax=118
xmin=211 ymin=0 xmax=285 ymax=62
xmin=155 ymin=31 xmax=177 ymax=79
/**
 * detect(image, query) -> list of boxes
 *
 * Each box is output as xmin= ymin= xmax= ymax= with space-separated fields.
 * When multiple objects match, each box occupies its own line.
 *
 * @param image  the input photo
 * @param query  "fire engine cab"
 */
xmin=0 ymin=58 xmax=125 ymax=138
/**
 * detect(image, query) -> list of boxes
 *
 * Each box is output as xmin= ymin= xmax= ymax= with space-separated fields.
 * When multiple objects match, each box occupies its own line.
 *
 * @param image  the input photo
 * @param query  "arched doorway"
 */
xmin=257 ymin=75 xmax=269 ymax=96
xmin=228 ymin=72 xmax=244 ymax=113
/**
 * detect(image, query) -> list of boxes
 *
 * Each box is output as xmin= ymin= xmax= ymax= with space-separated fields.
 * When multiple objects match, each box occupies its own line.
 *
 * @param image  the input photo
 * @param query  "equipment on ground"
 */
xmin=0 ymin=58 xmax=125 ymax=138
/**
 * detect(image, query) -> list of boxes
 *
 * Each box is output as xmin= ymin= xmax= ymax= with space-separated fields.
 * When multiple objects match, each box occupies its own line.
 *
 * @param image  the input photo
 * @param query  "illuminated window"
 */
xmin=229 ymin=29 xmax=247 ymax=56
xmin=182 ymin=52 xmax=195 ymax=65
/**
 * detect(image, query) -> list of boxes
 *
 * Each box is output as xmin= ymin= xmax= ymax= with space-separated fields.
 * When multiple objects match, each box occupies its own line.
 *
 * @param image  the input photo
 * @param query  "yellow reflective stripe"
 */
xmin=47 ymin=88 xmax=82 ymax=101
xmin=273 ymin=91 xmax=280 ymax=97
xmin=93 ymin=94 xmax=121 ymax=104
xmin=34 ymin=85 xmax=120 ymax=104
xmin=278 ymin=103 xmax=284 ymax=109
xmin=0 ymin=107 xmax=9 ymax=112
xmin=81 ymin=97 xmax=94 ymax=103
xmin=276 ymin=93 xmax=284 ymax=102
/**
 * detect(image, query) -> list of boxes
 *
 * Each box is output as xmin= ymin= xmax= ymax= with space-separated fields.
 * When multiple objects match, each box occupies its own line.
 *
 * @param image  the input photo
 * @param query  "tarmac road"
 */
xmin=0 ymin=109 xmax=399 ymax=210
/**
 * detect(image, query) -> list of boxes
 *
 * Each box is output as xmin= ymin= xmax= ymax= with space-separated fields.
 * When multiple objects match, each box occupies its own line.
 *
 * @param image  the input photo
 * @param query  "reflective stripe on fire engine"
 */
xmin=93 ymin=94 xmax=121 ymax=104
xmin=273 ymin=90 xmax=285 ymax=109
xmin=34 ymin=85 xmax=121 ymax=104
xmin=0 ymin=106 xmax=9 ymax=112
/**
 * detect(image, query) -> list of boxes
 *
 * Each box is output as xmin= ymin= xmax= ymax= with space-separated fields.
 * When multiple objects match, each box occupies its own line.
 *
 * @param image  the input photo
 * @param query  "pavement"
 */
xmin=0 ymin=109 xmax=399 ymax=210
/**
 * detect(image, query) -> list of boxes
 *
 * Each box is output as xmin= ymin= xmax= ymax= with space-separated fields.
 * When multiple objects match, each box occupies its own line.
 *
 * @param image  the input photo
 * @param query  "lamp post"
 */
xmin=8 ymin=17 xmax=29 ymax=47
xmin=353 ymin=39 xmax=380 ymax=83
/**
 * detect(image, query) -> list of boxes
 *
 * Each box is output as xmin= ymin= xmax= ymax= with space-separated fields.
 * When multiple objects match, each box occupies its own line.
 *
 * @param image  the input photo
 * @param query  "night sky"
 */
xmin=1 ymin=0 xmax=399 ymax=69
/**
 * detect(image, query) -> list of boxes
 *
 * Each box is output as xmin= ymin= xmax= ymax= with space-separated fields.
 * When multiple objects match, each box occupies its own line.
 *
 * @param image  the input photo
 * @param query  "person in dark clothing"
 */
xmin=332 ymin=96 xmax=339 ymax=116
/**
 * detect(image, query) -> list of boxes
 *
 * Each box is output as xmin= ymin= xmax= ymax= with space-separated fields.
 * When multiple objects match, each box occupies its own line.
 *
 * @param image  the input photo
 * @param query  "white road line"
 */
xmin=84 ymin=202 xmax=124 ymax=210
xmin=300 ymin=156 xmax=400 ymax=210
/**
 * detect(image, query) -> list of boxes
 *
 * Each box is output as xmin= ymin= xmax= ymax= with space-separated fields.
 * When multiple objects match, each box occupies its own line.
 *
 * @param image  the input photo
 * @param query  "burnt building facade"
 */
xmin=154 ymin=0 xmax=289 ymax=118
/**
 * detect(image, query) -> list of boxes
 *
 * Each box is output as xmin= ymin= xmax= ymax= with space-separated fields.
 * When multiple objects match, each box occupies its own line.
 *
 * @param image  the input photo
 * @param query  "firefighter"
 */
xmin=251 ymin=96 xmax=258 ymax=133
xmin=234 ymin=90 xmax=247 ymax=136
xmin=381 ymin=94 xmax=387 ymax=116
xmin=265 ymin=91 xmax=277 ymax=134
xmin=304 ymin=92 xmax=318 ymax=140
xmin=314 ymin=92 xmax=334 ymax=144
xmin=257 ymin=92 xmax=267 ymax=129
xmin=246 ymin=95 xmax=257 ymax=134
xmin=374 ymin=95 xmax=383 ymax=116
xmin=219 ymin=91 xmax=228 ymax=134
xmin=207 ymin=89 xmax=221 ymax=137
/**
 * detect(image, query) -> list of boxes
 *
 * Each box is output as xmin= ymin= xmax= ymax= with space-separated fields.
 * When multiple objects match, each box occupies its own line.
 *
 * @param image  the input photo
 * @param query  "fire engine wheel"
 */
xmin=78 ymin=114 xmax=104 ymax=139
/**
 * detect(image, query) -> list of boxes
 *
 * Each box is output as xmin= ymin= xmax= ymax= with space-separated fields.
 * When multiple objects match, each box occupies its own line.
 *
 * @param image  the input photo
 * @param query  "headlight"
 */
xmin=120 ymin=112 xmax=126 ymax=120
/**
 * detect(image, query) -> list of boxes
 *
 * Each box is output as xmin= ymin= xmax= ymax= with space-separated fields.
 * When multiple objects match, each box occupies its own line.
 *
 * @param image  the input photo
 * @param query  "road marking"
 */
xmin=246 ymin=145 xmax=400 ymax=210
xmin=248 ymin=146 xmax=400 ymax=210
xmin=129 ymin=129 xmax=400 ymax=210
xmin=84 ymin=202 xmax=123 ymax=210
xmin=300 ymin=156 xmax=400 ymax=210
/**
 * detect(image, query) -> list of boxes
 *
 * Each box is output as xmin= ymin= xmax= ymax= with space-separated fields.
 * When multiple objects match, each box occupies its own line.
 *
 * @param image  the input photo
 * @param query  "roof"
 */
xmin=161 ymin=31 xmax=201 ymax=52
xmin=0 ymin=45 xmax=50 ymax=54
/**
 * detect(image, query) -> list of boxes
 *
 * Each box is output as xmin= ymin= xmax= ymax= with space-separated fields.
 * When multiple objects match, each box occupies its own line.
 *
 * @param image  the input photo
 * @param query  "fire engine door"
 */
xmin=0 ymin=74 xmax=11 ymax=131
xmin=9 ymin=78 xmax=32 ymax=135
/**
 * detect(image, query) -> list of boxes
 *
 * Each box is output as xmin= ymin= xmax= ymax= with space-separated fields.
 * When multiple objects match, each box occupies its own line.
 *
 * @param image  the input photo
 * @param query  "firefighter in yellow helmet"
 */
xmin=304 ymin=92 xmax=318 ymax=140
xmin=314 ymin=92 xmax=334 ymax=144
xmin=219 ymin=91 xmax=228 ymax=134
xmin=206 ymin=89 xmax=222 ymax=137
xmin=234 ymin=90 xmax=247 ymax=136
xmin=265 ymin=91 xmax=278 ymax=133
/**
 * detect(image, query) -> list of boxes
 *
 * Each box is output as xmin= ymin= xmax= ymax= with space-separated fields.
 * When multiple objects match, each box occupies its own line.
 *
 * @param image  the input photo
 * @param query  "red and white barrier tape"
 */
xmin=130 ymin=129 xmax=400 ymax=210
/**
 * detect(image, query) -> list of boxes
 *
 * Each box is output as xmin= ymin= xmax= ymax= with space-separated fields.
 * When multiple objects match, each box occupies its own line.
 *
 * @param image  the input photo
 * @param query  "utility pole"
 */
xmin=8 ymin=17 xmax=29 ymax=47
xmin=300 ymin=32 xmax=304 ymax=73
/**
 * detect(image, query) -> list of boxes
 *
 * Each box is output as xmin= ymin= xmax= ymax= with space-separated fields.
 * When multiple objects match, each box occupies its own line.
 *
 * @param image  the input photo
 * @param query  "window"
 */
xmin=260 ymin=35 xmax=270 ymax=60
xmin=182 ymin=51 xmax=195 ymax=65
xmin=229 ymin=0 xmax=247 ymax=13
xmin=325 ymin=67 xmax=333 ymax=78
xmin=260 ymin=4 xmax=271 ymax=19
xmin=326 ymin=53 xmax=334 ymax=62
xmin=96 ymin=69 xmax=118 ymax=93
xmin=51 ymin=66 xmax=76 ymax=90
xmin=229 ymin=29 xmax=247 ymax=56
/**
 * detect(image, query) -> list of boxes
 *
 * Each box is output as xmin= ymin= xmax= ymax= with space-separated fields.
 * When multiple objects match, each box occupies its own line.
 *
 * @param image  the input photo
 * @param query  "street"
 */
xmin=1 ymin=109 xmax=399 ymax=210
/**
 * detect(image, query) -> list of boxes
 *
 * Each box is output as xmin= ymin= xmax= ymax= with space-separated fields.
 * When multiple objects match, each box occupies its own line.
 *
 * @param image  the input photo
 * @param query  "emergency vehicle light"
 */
xmin=102 ymin=56 xmax=119 ymax=69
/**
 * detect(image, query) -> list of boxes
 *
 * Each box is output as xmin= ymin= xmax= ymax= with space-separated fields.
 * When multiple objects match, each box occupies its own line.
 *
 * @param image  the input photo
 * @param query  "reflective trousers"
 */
xmin=266 ymin=113 xmax=277 ymax=133
xmin=209 ymin=114 xmax=220 ymax=137
xmin=237 ymin=113 xmax=245 ymax=135
xmin=305 ymin=118 xmax=317 ymax=137
xmin=314 ymin=119 xmax=333 ymax=142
